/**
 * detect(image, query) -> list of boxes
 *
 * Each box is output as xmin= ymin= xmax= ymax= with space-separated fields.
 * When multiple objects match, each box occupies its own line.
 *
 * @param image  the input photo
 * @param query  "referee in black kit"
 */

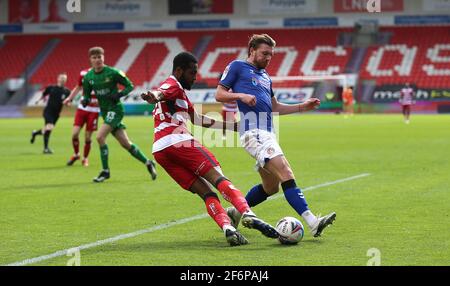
xmin=30 ymin=73 xmax=70 ymax=154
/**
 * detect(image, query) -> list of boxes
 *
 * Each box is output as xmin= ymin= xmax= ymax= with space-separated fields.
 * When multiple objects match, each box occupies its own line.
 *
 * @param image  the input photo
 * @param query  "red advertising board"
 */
xmin=334 ymin=0 xmax=404 ymax=12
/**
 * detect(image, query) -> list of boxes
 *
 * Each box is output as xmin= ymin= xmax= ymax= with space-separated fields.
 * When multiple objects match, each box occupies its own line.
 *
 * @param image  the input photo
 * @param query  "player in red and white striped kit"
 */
xmin=141 ymin=52 xmax=279 ymax=246
xmin=63 ymin=68 xmax=100 ymax=166
xmin=399 ymin=83 xmax=415 ymax=124
xmin=221 ymin=101 xmax=238 ymax=139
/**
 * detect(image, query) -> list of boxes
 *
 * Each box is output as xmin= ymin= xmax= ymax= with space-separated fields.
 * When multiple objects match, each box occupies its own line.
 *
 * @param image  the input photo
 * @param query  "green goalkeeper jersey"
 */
xmin=82 ymin=65 xmax=134 ymax=114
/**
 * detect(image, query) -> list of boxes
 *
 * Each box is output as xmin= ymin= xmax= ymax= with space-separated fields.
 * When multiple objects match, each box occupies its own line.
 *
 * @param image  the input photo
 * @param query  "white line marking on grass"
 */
xmin=5 ymin=173 xmax=371 ymax=266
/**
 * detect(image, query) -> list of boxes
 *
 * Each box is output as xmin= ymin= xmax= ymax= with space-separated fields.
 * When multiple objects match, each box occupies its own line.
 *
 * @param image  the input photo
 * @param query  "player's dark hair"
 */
xmin=248 ymin=34 xmax=276 ymax=56
xmin=172 ymin=52 xmax=198 ymax=72
xmin=88 ymin=47 xmax=104 ymax=57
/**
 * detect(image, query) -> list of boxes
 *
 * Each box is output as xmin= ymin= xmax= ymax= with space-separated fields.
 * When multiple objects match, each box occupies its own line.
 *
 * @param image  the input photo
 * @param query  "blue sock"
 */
xmin=245 ymin=184 xmax=269 ymax=207
xmin=282 ymin=179 xmax=309 ymax=215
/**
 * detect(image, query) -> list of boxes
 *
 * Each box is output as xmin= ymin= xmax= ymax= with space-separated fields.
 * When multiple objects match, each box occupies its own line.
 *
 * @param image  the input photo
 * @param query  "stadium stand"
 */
xmin=359 ymin=26 xmax=450 ymax=88
xmin=1 ymin=26 xmax=449 ymax=92
xmin=0 ymin=35 xmax=49 ymax=82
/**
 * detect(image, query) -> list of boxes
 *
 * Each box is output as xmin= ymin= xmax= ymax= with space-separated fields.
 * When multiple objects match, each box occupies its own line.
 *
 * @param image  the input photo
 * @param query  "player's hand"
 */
xmin=238 ymin=93 xmax=257 ymax=106
xmin=141 ymin=91 xmax=159 ymax=104
xmin=63 ymin=98 xmax=71 ymax=106
xmin=301 ymin=98 xmax=321 ymax=111
xmin=81 ymin=98 xmax=89 ymax=108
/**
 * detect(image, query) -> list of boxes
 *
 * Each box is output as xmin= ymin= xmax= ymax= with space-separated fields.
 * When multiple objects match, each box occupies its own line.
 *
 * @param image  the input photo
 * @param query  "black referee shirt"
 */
xmin=43 ymin=85 xmax=70 ymax=113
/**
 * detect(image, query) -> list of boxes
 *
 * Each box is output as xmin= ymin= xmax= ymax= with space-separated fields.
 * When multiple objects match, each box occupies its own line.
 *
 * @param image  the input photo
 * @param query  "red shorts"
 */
xmin=153 ymin=140 xmax=220 ymax=190
xmin=74 ymin=109 xmax=99 ymax=131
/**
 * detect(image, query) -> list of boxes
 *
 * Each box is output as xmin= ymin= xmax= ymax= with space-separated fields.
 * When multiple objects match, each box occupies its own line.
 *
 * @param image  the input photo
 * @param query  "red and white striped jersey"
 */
xmin=152 ymin=75 xmax=195 ymax=153
xmin=222 ymin=101 xmax=238 ymax=112
xmin=400 ymin=87 xmax=414 ymax=105
xmin=77 ymin=68 xmax=100 ymax=113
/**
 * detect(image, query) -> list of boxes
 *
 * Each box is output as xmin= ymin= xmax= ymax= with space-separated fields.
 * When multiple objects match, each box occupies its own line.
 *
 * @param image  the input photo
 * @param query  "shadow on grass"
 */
xmin=0 ymin=181 xmax=94 ymax=191
xmin=15 ymin=165 xmax=76 ymax=171
xmin=82 ymin=237 xmax=324 ymax=257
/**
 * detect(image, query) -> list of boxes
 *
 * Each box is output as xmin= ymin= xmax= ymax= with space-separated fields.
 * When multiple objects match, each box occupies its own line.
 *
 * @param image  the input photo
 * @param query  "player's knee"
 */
xmin=280 ymin=165 xmax=295 ymax=182
xmin=96 ymin=134 xmax=105 ymax=145
xmin=264 ymin=184 xmax=279 ymax=195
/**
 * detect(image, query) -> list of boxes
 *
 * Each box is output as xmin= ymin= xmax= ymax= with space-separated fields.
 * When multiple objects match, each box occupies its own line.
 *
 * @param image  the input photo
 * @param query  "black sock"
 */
xmin=44 ymin=130 xmax=51 ymax=149
xmin=33 ymin=130 xmax=42 ymax=136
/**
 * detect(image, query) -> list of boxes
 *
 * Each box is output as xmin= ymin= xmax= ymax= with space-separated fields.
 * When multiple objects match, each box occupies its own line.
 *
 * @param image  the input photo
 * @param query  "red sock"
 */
xmin=83 ymin=141 xmax=91 ymax=158
xmin=217 ymin=179 xmax=250 ymax=214
xmin=72 ymin=138 xmax=79 ymax=155
xmin=204 ymin=194 xmax=231 ymax=229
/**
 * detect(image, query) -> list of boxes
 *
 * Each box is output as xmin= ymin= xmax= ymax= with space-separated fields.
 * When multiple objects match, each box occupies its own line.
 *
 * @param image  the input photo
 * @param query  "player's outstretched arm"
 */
xmin=189 ymin=109 xmax=238 ymax=132
xmin=272 ymin=97 xmax=320 ymax=115
xmin=215 ymin=85 xmax=256 ymax=106
xmin=63 ymin=85 xmax=82 ymax=106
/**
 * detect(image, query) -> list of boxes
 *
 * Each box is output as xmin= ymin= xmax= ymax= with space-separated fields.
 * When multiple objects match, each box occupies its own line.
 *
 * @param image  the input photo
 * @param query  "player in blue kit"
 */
xmin=216 ymin=34 xmax=336 ymax=238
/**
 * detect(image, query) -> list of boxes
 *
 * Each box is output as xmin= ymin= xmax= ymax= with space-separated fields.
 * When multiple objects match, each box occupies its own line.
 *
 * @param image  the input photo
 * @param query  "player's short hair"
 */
xmin=248 ymin=34 xmax=276 ymax=56
xmin=172 ymin=52 xmax=198 ymax=72
xmin=88 ymin=47 xmax=104 ymax=57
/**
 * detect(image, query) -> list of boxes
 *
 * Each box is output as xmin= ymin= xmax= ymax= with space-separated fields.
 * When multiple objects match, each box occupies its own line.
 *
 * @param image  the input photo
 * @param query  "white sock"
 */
xmin=242 ymin=209 xmax=255 ymax=217
xmin=301 ymin=210 xmax=318 ymax=229
xmin=223 ymin=224 xmax=236 ymax=234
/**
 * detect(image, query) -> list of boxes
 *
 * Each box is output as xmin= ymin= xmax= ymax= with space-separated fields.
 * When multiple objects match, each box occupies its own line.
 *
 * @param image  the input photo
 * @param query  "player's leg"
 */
xmin=201 ymin=167 xmax=279 ymax=239
xmin=93 ymin=123 xmax=113 ymax=182
xmin=190 ymin=178 xmax=248 ymax=246
xmin=264 ymin=155 xmax=336 ymax=237
xmin=191 ymin=144 xmax=277 ymax=238
xmin=67 ymin=126 xmax=81 ymax=166
xmin=402 ymin=105 xmax=408 ymax=122
xmin=82 ymin=112 xmax=98 ymax=167
xmin=82 ymin=130 xmax=93 ymax=167
xmin=31 ymin=112 xmax=47 ymax=144
xmin=113 ymin=128 xmax=157 ymax=180
xmin=30 ymin=128 xmax=43 ymax=144
xmin=153 ymin=146 xmax=246 ymax=246
xmin=227 ymin=167 xmax=280 ymax=228
xmin=43 ymin=122 xmax=55 ymax=154
xmin=405 ymin=105 xmax=411 ymax=123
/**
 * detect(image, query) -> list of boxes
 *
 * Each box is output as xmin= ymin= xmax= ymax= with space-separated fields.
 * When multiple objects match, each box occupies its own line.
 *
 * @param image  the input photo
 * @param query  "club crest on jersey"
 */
xmin=89 ymin=80 xmax=94 ymax=85
xmin=160 ymin=83 xmax=171 ymax=90
xmin=221 ymin=65 xmax=230 ymax=81
xmin=251 ymin=77 xmax=258 ymax=86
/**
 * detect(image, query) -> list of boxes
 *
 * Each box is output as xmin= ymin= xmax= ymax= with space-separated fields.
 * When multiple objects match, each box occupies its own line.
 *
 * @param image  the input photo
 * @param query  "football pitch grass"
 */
xmin=1 ymin=114 xmax=449 ymax=266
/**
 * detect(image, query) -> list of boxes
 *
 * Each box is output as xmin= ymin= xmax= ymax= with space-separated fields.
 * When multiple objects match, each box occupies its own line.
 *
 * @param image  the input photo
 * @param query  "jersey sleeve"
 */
xmin=78 ymin=73 xmax=84 ymax=87
xmin=219 ymin=61 xmax=240 ymax=89
xmin=82 ymin=74 xmax=92 ymax=100
xmin=114 ymin=68 xmax=134 ymax=95
xmin=43 ymin=86 xmax=51 ymax=96
xmin=158 ymin=82 xmax=184 ymax=101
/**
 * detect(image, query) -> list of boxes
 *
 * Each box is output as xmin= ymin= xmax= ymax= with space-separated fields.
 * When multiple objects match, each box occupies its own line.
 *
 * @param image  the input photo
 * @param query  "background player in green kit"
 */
xmin=81 ymin=47 xmax=157 ymax=183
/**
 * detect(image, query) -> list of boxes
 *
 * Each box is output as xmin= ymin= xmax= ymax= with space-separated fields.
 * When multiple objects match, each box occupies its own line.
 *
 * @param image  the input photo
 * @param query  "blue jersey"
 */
xmin=219 ymin=60 xmax=274 ymax=135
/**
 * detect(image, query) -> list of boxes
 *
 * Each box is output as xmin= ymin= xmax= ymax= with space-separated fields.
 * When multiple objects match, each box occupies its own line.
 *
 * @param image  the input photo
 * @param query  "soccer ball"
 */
xmin=275 ymin=217 xmax=304 ymax=245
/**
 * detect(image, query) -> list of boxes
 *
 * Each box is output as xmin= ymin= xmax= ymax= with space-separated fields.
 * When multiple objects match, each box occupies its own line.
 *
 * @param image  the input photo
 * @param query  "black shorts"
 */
xmin=43 ymin=109 xmax=60 ymax=125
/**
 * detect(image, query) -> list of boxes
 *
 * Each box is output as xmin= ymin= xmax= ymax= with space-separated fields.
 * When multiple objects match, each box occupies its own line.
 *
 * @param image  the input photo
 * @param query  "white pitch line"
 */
xmin=5 ymin=173 xmax=371 ymax=266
